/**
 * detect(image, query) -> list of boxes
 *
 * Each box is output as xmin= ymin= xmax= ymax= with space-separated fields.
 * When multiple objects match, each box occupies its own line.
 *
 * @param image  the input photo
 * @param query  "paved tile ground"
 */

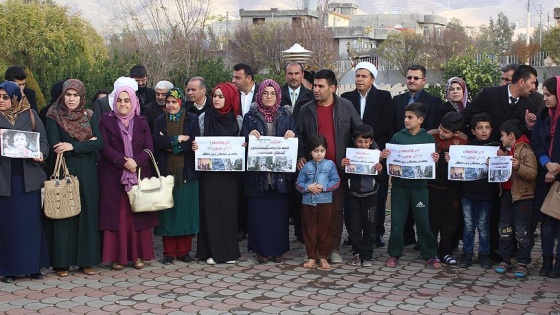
xmin=1 ymin=215 xmax=560 ymax=315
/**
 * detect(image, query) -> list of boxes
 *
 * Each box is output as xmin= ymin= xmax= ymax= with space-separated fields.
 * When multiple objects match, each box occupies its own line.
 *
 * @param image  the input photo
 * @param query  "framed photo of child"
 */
xmin=1 ymin=129 xmax=41 ymax=159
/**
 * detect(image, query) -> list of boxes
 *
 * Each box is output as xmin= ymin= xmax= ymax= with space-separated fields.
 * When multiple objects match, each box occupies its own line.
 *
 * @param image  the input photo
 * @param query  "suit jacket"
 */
xmin=392 ymin=89 xmax=442 ymax=134
xmin=341 ymin=87 xmax=394 ymax=149
xmin=23 ymin=87 xmax=38 ymax=113
xmin=280 ymin=84 xmax=314 ymax=122
xmin=462 ymin=85 xmax=538 ymax=142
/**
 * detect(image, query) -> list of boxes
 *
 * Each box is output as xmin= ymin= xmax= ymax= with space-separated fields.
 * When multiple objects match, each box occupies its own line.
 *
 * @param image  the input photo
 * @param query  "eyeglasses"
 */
xmin=262 ymin=92 xmax=277 ymax=97
xmin=406 ymin=76 xmax=424 ymax=81
xmin=0 ymin=94 xmax=9 ymax=100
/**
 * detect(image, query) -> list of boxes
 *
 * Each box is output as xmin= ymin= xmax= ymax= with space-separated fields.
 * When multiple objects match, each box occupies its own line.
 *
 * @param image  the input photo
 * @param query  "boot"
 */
xmin=458 ymin=252 xmax=473 ymax=268
xmin=549 ymin=258 xmax=560 ymax=278
xmin=539 ymin=256 xmax=553 ymax=277
xmin=479 ymin=253 xmax=492 ymax=269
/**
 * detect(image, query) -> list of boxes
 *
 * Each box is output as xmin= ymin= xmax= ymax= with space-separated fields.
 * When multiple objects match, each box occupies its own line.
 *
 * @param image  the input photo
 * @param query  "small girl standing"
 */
xmin=295 ymin=135 xmax=340 ymax=270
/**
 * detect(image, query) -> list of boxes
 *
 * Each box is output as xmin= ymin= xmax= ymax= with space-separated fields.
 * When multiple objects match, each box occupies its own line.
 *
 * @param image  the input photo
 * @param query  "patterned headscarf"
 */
xmin=213 ymin=82 xmax=240 ymax=117
xmin=445 ymin=77 xmax=469 ymax=111
xmin=0 ymin=81 xmax=28 ymax=125
xmin=166 ymin=87 xmax=185 ymax=121
xmin=46 ymin=79 xmax=93 ymax=141
xmin=256 ymin=79 xmax=282 ymax=123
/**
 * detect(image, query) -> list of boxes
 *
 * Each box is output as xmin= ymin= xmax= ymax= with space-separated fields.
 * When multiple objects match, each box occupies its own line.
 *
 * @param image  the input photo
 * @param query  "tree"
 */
xmin=0 ymin=0 xmax=109 ymax=107
xmin=510 ymin=38 xmax=540 ymax=65
xmin=423 ymin=18 xmax=473 ymax=69
xmin=542 ymin=27 xmax=560 ymax=65
xmin=441 ymin=52 xmax=500 ymax=99
xmin=378 ymin=30 xmax=425 ymax=77
xmin=473 ymin=12 xmax=515 ymax=55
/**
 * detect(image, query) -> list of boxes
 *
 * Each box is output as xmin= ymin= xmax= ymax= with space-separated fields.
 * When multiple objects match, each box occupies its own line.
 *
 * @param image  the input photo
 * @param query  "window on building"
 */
xmin=253 ymin=18 xmax=265 ymax=25
xmin=292 ymin=17 xmax=303 ymax=28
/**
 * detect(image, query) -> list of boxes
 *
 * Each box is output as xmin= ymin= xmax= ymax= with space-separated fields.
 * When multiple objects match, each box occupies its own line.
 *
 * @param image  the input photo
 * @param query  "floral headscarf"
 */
xmin=0 ymin=81 xmax=28 ymax=125
xmin=255 ymin=79 xmax=282 ymax=123
xmin=166 ymin=87 xmax=184 ymax=121
xmin=46 ymin=79 xmax=93 ymax=141
xmin=445 ymin=77 xmax=469 ymax=111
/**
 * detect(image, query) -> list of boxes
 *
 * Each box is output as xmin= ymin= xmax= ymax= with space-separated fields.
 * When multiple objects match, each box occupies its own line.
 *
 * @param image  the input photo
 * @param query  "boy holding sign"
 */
xmin=381 ymin=102 xmax=441 ymax=269
xmin=495 ymin=119 xmax=537 ymax=278
xmin=340 ymin=124 xmax=383 ymax=267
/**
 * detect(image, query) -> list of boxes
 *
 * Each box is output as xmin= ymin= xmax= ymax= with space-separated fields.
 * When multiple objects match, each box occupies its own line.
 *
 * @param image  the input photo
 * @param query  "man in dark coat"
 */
xmin=341 ymin=61 xmax=393 ymax=247
xmin=130 ymin=65 xmax=156 ymax=108
xmin=281 ymin=62 xmax=314 ymax=122
xmin=141 ymin=80 xmax=173 ymax=132
xmin=392 ymin=64 xmax=442 ymax=133
xmin=4 ymin=66 xmax=38 ymax=112
xmin=184 ymin=77 xmax=211 ymax=116
xmin=392 ymin=64 xmax=442 ymax=246
xmin=500 ymin=63 xmax=545 ymax=113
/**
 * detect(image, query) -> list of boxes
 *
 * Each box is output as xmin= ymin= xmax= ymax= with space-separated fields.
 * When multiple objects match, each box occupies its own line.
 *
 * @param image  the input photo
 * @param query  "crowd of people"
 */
xmin=0 ymin=61 xmax=558 ymax=283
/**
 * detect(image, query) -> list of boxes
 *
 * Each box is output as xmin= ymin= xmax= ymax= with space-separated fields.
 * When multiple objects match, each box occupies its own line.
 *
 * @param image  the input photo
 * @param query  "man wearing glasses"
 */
xmin=392 ymin=65 xmax=442 ymax=134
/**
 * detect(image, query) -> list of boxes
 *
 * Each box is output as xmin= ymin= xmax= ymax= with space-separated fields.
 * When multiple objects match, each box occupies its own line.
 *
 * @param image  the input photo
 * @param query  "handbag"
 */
xmin=43 ymin=152 xmax=81 ymax=219
xmin=541 ymin=181 xmax=560 ymax=220
xmin=127 ymin=149 xmax=175 ymax=212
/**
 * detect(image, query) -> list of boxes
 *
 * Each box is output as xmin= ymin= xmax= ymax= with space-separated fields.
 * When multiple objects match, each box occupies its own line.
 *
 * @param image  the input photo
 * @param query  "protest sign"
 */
xmin=488 ymin=156 xmax=512 ymax=182
xmin=447 ymin=145 xmax=499 ymax=181
xmin=386 ymin=143 xmax=435 ymax=179
xmin=247 ymin=136 xmax=298 ymax=172
xmin=345 ymin=148 xmax=380 ymax=175
xmin=195 ymin=137 xmax=245 ymax=171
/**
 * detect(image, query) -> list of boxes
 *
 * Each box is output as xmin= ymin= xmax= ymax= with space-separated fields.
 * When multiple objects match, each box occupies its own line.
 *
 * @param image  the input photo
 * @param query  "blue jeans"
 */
xmin=461 ymin=198 xmax=492 ymax=254
xmin=541 ymin=214 xmax=560 ymax=257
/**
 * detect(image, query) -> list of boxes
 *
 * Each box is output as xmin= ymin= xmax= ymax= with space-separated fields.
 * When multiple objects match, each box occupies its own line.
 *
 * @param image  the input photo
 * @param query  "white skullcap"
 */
xmin=108 ymin=77 xmax=139 ymax=109
xmin=355 ymin=62 xmax=378 ymax=79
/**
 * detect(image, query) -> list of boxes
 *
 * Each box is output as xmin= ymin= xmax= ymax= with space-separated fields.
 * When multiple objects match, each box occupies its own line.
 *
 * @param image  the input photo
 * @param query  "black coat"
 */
xmin=280 ymin=84 xmax=314 ymax=123
xmin=141 ymin=101 xmax=165 ymax=133
xmin=24 ymin=87 xmax=38 ymax=113
xmin=91 ymin=96 xmax=111 ymax=123
xmin=184 ymin=97 xmax=212 ymax=116
xmin=341 ymin=86 xmax=394 ymax=149
xmin=461 ymin=85 xmax=539 ymax=142
xmin=392 ymin=89 xmax=442 ymax=134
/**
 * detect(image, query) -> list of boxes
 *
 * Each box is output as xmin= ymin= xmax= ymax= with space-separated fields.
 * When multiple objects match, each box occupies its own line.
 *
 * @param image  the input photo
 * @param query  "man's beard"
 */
xmin=137 ymin=86 xmax=146 ymax=93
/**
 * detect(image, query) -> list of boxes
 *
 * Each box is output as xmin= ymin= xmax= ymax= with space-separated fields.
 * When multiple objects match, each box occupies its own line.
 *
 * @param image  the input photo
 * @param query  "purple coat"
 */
xmin=97 ymin=114 xmax=159 ymax=231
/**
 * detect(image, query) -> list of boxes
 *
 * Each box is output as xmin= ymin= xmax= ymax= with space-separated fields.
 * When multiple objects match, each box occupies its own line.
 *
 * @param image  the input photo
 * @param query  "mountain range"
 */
xmin=56 ymin=0 xmax=557 ymax=36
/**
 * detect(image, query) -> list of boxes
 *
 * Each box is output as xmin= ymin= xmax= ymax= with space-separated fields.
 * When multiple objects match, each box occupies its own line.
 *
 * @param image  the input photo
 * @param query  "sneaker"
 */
xmin=225 ymin=260 xmax=236 ymax=264
xmin=495 ymin=261 xmax=512 ymax=274
xmin=330 ymin=252 xmax=343 ymax=263
xmin=351 ymin=254 xmax=361 ymax=266
xmin=514 ymin=264 xmax=528 ymax=278
xmin=362 ymin=260 xmax=372 ymax=267
xmin=206 ymin=258 xmax=216 ymax=265
xmin=442 ymin=254 xmax=457 ymax=265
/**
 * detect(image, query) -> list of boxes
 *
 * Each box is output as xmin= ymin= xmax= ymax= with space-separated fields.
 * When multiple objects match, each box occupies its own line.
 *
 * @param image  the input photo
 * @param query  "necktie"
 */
xmin=408 ymin=94 xmax=415 ymax=105
xmin=510 ymin=97 xmax=518 ymax=107
xmin=291 ymin=91 xmax=297 ymax=106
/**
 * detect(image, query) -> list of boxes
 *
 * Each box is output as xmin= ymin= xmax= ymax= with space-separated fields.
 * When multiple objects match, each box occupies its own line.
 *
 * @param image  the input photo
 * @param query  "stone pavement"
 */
xmin=1 ymin=220 xmax=560 ymax=315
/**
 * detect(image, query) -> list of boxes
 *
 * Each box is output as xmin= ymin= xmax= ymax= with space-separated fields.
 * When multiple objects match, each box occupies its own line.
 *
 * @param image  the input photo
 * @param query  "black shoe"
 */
xmin=160 ymin=256 xmax=174 ymax=265
xmin=257 ymin=255 xmax=269 ymax=264
xmin=458 ymin=253 xmax=473 ymax=268
xmin=271 ymin=256 xmax=283 ymax=263
xmin=179 ymin=254 xmax=193 ymax=263
xmin=342 ymin=237 xmax=351 ymax=246
xmin=549 ymin=260 xmax=560 ymax=278
xmin=2 ymin=276 xmax=15 ymax=283
xmin=540 ymin=256 xmax=553 ymax=276
xmin=479 ymin=254 xmax=492 ymax=269
xmin=375 ymin=235 xmax=385 ymax=247
xmin=237 ymin=231 xmax=247 ymax=241
xmin=30 ymin=273 xmax=44 ymax=280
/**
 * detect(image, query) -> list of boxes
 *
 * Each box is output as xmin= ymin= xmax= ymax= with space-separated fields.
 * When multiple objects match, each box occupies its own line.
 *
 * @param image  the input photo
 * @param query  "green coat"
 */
xmin=45 ymin=116 xmax=103 ymax=268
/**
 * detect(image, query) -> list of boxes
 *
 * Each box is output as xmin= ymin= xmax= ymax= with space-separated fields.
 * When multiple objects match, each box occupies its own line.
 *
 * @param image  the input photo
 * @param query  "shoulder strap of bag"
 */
xmin=136 ymin=149 xmax=163 ymax=185
xmin=50 ymin=152 xmax=63 ymax=179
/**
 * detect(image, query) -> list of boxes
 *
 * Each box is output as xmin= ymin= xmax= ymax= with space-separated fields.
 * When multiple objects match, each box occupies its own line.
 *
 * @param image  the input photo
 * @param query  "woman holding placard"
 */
xmin=0 ymin=81 xmax=49 ymax=283
xmin=241 ymin=79 xmax=295 ymax=264
xmin=193 ymin=82 xmax=242 ymax=264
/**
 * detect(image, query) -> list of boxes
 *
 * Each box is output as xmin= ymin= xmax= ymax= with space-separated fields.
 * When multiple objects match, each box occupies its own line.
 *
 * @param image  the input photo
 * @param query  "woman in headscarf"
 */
xmin=0 ymin=81 xmax=49 ymax=283
xmin=241 ymin=79 xmax=295 ymax=263
xmin=433 ymin=77 xmax=469 ymax=128
xmin=193 ymin=82 xmax=242 ymax=264
xmin=45 ymin=79 xmax=104 ymax=277
xmin=97 ymin=86 xmax=158 ymax=271
xmin=531 ymin=76 xmax=560 ymax=277
xmin=153 ymin=88 xmax=200 ymax=265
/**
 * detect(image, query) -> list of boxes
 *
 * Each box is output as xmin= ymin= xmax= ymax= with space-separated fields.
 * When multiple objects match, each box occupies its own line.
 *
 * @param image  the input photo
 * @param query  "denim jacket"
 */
xmin=295 ymin=159 xmax=340 ymax=205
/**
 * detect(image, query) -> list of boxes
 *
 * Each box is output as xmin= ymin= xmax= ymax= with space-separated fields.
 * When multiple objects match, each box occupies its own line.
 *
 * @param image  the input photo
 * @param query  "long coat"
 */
xmin=97 ymin=114 xmax=158 ymax=231
xmin=341 ymin=86 xmax=394 ymax=149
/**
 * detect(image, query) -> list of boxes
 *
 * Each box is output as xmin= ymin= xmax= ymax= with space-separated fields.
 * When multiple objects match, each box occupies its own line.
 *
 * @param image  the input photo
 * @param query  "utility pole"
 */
xmin=539 ymin=4 xmax=543 ymax=46
xmin=526 ymin=0 xmax=530 ymax=47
